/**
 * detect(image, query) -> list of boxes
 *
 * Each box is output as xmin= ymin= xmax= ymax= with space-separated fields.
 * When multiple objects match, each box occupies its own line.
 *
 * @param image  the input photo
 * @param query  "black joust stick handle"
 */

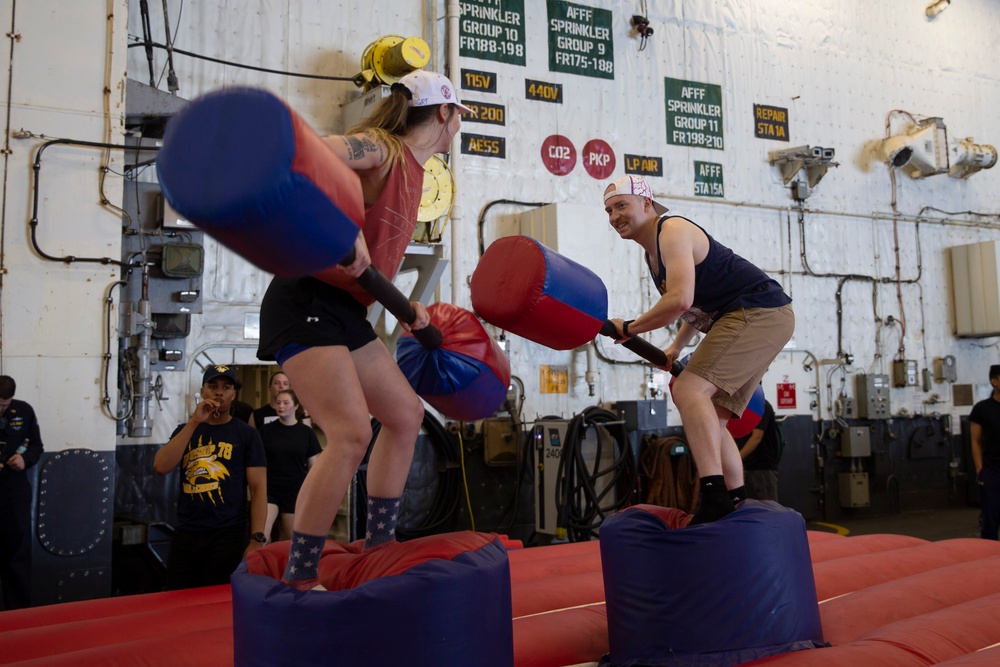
xmin=342 ymin=250 xmax=443 ymax=350
xmin=598 ymin=320 xmax=679 ymax=371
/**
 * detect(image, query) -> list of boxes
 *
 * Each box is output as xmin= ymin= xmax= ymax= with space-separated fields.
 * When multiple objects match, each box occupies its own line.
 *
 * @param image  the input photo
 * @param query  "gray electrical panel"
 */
xmin=839 ymin=426 xmax=872 ymax=457
xmin=856 ymin=374 xmax=891 ymax=419
xmin=839 ymin=472 xmax=870 ymax=507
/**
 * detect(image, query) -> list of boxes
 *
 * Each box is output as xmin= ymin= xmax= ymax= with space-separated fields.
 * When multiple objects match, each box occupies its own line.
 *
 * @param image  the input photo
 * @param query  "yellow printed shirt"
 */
xmin=169 ymin=419 xmax=266 ymax=531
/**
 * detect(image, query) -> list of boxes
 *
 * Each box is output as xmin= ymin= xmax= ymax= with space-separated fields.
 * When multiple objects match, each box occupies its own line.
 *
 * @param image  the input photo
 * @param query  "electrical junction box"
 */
xmin=341 ymin=85 xmax=391 ymax=133
xmin=834 ymin=396 xmax=855 ymax=420
xmin=933 ymin=355 xmax=958 ymax=383
xmin=482 ymin=417 xmax=518 ymax=466
xmin=613 ymin=399 xmax=668 ymax=432
xmin=892 ymin=360 xmax=919 ymax=387
xmin=839 ymin=427 xmax=872 ymax=457
xmin=856 ymin=374 xmax=891 ymax=419
xmin=839 ymin=472 xmax=870 ymax=508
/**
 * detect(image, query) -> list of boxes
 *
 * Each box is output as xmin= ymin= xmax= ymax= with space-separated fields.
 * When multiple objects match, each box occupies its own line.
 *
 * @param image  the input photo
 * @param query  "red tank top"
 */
xmin=324 ymin=144 xmax=425 ymax=306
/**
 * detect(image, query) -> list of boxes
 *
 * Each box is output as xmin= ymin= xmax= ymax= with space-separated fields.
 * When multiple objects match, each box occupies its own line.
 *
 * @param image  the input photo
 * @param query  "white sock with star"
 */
xmin=364 ymin=496 xmax=401 ymax=551
xmin=283 ymin=531 xmax=325 ymax=582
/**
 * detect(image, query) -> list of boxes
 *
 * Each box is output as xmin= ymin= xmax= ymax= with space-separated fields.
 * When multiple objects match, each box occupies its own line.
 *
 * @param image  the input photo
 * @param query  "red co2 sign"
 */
xmin=541 ymin=135 xmax=577 ymax=176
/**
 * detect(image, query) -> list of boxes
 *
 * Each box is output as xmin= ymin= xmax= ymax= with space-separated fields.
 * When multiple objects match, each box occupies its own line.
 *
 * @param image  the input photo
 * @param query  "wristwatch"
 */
xmin=251 ymin=531 xmax=267 ymax=544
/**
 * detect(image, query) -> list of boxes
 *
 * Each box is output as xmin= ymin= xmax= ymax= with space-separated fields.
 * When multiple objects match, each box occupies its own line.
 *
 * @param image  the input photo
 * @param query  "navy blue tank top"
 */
xmin=646 ymin=216 xmax=791 ymax=332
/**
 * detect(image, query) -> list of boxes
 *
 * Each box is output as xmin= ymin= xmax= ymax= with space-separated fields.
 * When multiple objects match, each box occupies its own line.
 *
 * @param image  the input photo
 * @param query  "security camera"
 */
xmin=631 ymin=15 xmax=654 ymax=38
xmin=769 ymin=144 xmax=839 ymax=189
xmin=768 ymin=145 xmax=814 ymax=161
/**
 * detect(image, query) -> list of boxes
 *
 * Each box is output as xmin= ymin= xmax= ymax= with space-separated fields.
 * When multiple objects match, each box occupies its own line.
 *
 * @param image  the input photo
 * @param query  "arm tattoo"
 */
xmin=342 ymin=135 xmax=385 ymax=163
xmin=343 ymin=136 xmax=366 ymax=161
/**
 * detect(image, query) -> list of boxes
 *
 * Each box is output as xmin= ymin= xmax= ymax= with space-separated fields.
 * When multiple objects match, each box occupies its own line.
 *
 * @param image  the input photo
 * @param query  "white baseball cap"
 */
xmin=603 ymin=175 xmax=668 ymax=215
xmin=398 ymin=70 xmax=475 ymax=115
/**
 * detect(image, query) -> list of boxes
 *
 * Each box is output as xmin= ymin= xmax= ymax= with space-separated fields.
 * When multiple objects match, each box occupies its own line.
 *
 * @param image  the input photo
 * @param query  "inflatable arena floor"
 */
xmin=4 ymin=502 xmax=1000 ymax=667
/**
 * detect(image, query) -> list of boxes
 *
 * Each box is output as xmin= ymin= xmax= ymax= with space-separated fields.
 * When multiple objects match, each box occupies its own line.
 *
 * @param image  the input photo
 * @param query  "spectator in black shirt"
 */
xmin=969 ymin=364 xmax=1000 ymax=540
xmin=0 ymin=375 xmax=44 ymax=610
xmin=736 ymin=399 xmax=781 ymax=502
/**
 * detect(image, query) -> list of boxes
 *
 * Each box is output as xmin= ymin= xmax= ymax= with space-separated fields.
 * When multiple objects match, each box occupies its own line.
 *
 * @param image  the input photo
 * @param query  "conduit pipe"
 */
xmin=586 ymin=343 xmax=597 ymax=397
xmin=446 ymin=0 xmax=463 ymax=307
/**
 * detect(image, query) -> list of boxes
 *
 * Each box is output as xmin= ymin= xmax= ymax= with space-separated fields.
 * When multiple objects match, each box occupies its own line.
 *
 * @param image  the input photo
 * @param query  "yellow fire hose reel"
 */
xmin=353 ymin=35 xmax=430 ymax=90
xmin=351 ymin=35 xmax=452 ymax=240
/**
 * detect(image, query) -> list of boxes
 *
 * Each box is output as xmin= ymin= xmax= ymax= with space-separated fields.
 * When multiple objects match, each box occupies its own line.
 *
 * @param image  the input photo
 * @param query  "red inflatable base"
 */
xmin=5 ymin=524 xmax=1000 ymax=666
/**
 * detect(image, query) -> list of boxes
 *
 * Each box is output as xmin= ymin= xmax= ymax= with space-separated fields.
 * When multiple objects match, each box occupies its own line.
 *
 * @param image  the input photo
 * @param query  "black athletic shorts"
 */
xmin=267 ymin=485 xmax=302 ymax=514
xmin=257 ymin=277 xmax=377 ymax=362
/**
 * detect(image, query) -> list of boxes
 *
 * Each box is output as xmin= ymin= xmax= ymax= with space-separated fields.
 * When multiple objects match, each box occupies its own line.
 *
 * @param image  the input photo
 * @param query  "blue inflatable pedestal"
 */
xmin=232 ymin=532 xmax=514 ymax=667
xmin=599 ymin=501 xmax=826 ymax=667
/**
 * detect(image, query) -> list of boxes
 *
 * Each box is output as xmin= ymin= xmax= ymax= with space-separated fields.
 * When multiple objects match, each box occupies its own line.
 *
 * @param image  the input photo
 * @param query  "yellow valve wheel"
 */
xmin=418 ymin=154 xmax=455 ymax=223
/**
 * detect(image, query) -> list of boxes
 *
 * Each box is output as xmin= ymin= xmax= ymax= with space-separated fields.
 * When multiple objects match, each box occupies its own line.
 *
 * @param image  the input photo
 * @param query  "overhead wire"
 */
xmin=126 ymin=39 xmax=355 ymax=82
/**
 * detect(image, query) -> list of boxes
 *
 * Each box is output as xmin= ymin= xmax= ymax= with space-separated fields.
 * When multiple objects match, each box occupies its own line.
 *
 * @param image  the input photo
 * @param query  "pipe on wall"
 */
xmin=446 ymin=0 xmax=463 ymax=308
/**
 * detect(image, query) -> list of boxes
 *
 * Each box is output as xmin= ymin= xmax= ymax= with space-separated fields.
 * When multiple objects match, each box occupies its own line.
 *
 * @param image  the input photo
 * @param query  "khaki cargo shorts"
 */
xmin=683 ymin=304 xmax=794 ymax=417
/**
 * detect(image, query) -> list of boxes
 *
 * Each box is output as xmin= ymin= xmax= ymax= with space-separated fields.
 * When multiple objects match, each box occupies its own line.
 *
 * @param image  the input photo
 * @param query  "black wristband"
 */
xmin=622 ymin=319 xmax=634 ymax=336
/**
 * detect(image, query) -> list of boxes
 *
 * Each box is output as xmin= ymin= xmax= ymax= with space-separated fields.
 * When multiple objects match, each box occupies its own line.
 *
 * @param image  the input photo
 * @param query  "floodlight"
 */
xmin=878 ymin=117 xmax=948 ymax=178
